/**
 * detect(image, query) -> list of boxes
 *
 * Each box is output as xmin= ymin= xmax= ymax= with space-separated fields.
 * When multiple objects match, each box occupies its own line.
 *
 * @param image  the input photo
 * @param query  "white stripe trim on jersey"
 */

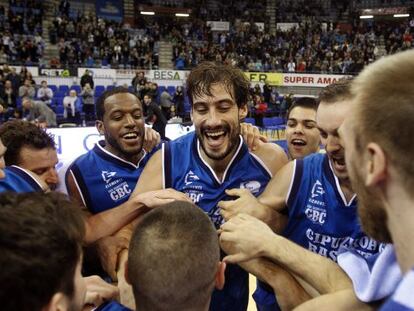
xmin=96 ymin=142 xmax=147 ymax=169
xmin=11 ymin=165 xmax=45 ymax=191
xmin=328 ymin=159 xmax=357 ymax=207
xmin=196 ymin=135 xmax=243 ymax=185
xmin=285 ymin=160 xmax=297 ymax=206
xmin=249 ymin=152 xmax=272 ymax=177
xmin=69 ymin=170 xmax=87 ymax=207
xmin=392 ymin=269 xmax=414 ymax=309
xmin=161 ymin=143 xmax=166 ymax=189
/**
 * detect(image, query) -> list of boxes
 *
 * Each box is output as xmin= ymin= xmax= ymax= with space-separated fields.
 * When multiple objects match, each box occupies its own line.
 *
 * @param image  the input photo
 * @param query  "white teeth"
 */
xmin=123 ymin=133 xmax=138 ymax=139
xmin=292 ymin=139 xmax=306 ymax=145
xmin=206 ymin=131 xmax=225 ymax=137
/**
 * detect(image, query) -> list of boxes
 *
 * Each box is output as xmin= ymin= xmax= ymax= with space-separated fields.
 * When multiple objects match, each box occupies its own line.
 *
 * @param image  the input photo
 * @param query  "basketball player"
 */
xmin=0 ymin=192 xmax=121 ymax=311
xmin=219 ymin=79 xmax=383 ymax=310
xmin=339 ymin=50 xmax=414 ymax=311
xmin=0 ymin=120 xmax=59 ymax=190
xmin=0 ymin=137 xmax=47 ymax=192
xmin=126 ymin=200 xmax=225 ymax=311
xmin=285 ymin=97 xmax=320 ymax=159
xmin=122 ymin=62 xmax=288 ymax=311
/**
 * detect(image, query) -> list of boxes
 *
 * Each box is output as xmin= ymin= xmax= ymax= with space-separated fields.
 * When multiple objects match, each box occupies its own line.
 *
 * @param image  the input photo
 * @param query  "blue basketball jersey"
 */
xmin=95 ymin=301 xmax=132 ymax=311
xmin=0 ymin=166 xmax=43 ymax=193
xmin=66 ymin=140 xmax=154 ymax=214
xmin=380 ymin=268 xmax=414 ymax=311
xmin=255 ymin=153 xmax=383 ymax=308
xmin=163 ymin=132 xmax=272 ymax=311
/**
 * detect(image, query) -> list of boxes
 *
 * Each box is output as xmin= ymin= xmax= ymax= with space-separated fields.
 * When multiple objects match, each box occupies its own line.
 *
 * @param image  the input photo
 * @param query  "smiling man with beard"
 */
xmin=218 ymin=78 xmax=384 ymax=311
xmin=339 ymin=50 xmax=414 ymax=311
xmin=125 ymin=62 xmax=288 ymax=311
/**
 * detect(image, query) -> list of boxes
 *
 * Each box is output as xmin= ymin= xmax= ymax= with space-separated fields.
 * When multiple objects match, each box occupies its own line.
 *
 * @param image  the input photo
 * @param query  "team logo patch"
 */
xmin=311 ymin=180 xmax=325 ymax=198
xmin=240 ymin=180 xmax=261 ymax=194
xmin=102 ymin=171 xmax=117 ymax=183
xmin=184 ymin=170 xmax=200 ymax=185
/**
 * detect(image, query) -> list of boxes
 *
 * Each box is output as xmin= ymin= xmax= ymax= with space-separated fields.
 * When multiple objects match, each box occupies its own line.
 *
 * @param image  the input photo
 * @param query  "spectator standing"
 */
xmin=253 ymin=94 xmax=267 ymax=127
xmin=37 ymin=80 xmax=53 ymax=107
xmin=287 ymin=58 xmax=296 ymax=72
xmin=160 ymin=89 xmax=173 ymax=120
xmin=80 ymin=69 xmax=94 ymax=89
xmin=0 ymin=80 xmax=17 ymax=120
xmin=63 ymin=90 xmax=81 ymax=124
xmin=22 ymin=97 xmax=57 ymax=127
xmin=5 ymin=68 xmax=20 ymax=96
xmin=80 ymin=83 xmax=95 ymax=122
xmin=173 ymin=85 xmax=185 ymax=118
xmin=131 ymin=71 xmax=147 ymax=99
xmin=143 ymin=94 xmax=167 ymax=140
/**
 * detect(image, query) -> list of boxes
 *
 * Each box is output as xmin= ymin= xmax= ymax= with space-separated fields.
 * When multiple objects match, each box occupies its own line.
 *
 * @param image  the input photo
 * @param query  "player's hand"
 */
xmin=218 ymin=188 xmax=268 ymax=221
xmin=143 ymin=127 xmax=161 ymax=152
xmin=240 ymin=122 xmax=267 ymax=151
xmin=83 ymin=275 xmax=119 ymax=308
xmin=96 ymin=235 xmax=129 ymax=281
xmin=219 ymin=213 xmax=275 ymax=263
xmin=135 ymin=188 xmax=192 ymax=208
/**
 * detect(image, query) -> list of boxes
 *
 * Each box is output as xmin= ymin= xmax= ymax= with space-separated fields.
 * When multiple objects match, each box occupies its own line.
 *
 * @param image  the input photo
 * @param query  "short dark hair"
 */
xmin=0 ymin=120 xmax=56 ymax=166
xmin=128 ymin=201 xmax=220 ymax=310
xmin=318 ymin=78 xmax=353 ymax=104
xmin=95 ymin=87 xmax=141 ymax=120
xmin=287 ymin=97 xmax=319 ymax=119
xmin=186 ymin=61 xmax=250 ymax=108
xmin=0 ymin=192 xmax=85 ymax=311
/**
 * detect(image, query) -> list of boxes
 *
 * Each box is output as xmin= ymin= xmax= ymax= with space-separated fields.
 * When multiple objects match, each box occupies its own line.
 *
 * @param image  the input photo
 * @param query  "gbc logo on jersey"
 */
xmin=240 ymin=180 xmax=261 ymax=194
xmin=305 ymin=205 xmax=327 ymax=225
xmin=102 ymin=171 xmax=131 ymax=201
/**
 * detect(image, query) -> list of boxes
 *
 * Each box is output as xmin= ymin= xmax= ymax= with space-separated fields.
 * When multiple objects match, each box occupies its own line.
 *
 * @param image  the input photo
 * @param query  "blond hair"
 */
xmin=351 ymin=50 xmax=414 ymax=193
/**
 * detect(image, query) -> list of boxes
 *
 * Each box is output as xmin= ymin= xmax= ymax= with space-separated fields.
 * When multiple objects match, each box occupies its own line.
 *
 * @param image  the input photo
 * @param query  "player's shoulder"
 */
xmin=251 ymin=141 xmax=289 ymax=176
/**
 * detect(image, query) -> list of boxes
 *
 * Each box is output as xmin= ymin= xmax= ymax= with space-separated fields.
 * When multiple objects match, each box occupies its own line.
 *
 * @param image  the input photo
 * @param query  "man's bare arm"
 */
xmin=293 ymin=289 xmax=378 ymax=311
xmin=220 ymin=214 xmax=352 ymax=295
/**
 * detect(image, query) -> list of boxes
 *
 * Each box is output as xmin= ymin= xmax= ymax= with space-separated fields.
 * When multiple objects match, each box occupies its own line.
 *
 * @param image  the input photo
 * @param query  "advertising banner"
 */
xmin=96 ymin=0 xmax=123 ymax=22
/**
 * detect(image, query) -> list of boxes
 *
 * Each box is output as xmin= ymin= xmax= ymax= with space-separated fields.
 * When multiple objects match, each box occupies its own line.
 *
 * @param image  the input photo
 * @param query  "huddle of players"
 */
xmin=0 ymin=49 xmax=414 ymax=311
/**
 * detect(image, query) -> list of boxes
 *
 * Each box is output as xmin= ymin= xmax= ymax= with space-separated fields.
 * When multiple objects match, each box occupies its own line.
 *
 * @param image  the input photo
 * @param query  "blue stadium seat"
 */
xmin=158 ymin=86 xmax=166 ymax=94
xmin=167 ymin=86 xmax=176 ymax=96
xmin=263 ymin=117 xmax=286 ymax=139
xmin=106 ymin=85 xmax=115 ymax=91
xmin=244 ymin=118 xmax=255 ymax=125
xmin=58 ymin=85 xmax=69 ymax=95
xmin=70 ymin=85 xmax=81 ymax=94
xmin=49 ymin=85 xmax=58 ymax=93
xmin=95 ymin=85 xmax=105 ymax=96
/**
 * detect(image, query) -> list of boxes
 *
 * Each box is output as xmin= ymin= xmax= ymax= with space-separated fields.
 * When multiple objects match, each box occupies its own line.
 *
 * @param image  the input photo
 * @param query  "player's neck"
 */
xmin=338 ymin=177 xmax=355 ymax=202
xmin=386 ymin=187 xmax=414 ymax=274
xmin=200 ymin=148 xmax=238 ymax=182
xmin=104 ymin=144 xmax=144 ymax=165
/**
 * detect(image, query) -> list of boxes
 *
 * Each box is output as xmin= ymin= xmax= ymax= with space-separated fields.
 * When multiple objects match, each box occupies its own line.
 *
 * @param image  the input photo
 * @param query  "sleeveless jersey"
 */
xmin=163 ymin=132 xmax=272 ymax=311
xmin=380 ymin=268 xmax=414 ymax=311
xmin=66 ymin=140 xmax=154 ymax=214
xmin=255 ymin=153 xmax=384 ymax=308
xmin=0 ymin=166 xmax=43 ymax=192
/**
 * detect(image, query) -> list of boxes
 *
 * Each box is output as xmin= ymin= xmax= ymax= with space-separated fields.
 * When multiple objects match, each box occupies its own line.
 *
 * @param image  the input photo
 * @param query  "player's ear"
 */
xmin=96 ymin=120 xmax=105 ymax=135
xmin=365 ymin=142 xmax=387 ymax=188
xmin=46 ymin=292 xmax=69 ymax=311
xmin=215 ymin=261 xmax=226 ymax=290
xmin=124 ymin=260 xmax=131 ymax=285
xmin=238 ymin=104 xmax=248 ymax=120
